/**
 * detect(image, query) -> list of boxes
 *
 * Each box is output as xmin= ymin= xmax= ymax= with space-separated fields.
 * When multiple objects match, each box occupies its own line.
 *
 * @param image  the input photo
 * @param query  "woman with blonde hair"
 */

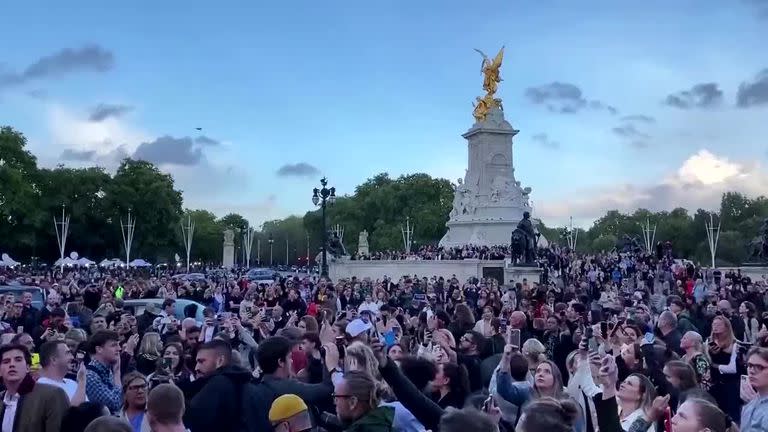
xmin=135 ymin=332 xmax=162 ymax=376
xmin=343 ymin=342 xmax=425 ymax=431
xmin=707 ymin=314 xmax=745 ymax=423
xmin=120 ymin=371 xmax=151 ymax=432
xmin=497 ymin=347 xmax=583 ymax=430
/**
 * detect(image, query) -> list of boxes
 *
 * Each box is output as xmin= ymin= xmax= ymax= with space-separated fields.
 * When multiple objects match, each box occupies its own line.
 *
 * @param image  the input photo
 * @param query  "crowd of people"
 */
xmin=351 ymin=245 xmax=511 ymax=261
xmin=0 ymin=245 xmax=766 ymax=431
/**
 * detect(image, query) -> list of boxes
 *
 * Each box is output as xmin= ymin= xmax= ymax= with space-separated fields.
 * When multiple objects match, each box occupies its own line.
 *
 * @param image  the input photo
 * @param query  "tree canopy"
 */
xmin=0 ymin=126 xmax=765 ymax=266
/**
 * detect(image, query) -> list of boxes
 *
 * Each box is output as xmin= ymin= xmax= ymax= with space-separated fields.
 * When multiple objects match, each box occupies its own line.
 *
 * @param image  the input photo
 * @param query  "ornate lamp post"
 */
xmin=312 ymin=177 xmax=336 ymax=277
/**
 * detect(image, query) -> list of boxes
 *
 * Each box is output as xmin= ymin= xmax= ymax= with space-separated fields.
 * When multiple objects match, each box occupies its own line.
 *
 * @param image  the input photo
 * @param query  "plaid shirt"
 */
xmin=85 ymin=360 xmax=122 ymax=413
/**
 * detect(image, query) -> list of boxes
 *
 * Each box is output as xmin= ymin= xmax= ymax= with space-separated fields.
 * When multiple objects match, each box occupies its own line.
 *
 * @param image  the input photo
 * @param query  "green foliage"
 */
xmin=2 ymin=126 xmax=767 ymax=267
xmin=302 ymin=173 xmax=453 ymax=254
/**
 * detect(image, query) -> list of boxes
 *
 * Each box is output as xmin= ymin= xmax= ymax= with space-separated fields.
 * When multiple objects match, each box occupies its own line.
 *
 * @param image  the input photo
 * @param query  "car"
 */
xmin=122 ymin=298 xmax=207 ymax=323
xmin=0 ymin=285 xmax=46 ymax=309
xmin=170 ymin=273 xmax=207 ymax=282
xmin=245 ymin=268 xmax=278 ymax=283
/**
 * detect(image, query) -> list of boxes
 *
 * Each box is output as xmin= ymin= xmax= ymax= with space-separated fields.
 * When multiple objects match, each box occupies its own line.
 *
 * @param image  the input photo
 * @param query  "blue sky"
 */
xmin=1 ymin=1 xmax=767 ymax=228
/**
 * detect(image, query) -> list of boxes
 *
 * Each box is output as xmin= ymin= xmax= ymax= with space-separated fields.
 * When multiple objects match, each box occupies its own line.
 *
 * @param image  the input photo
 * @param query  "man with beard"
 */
xmin=184 ymin=339 xmax=259 ymax=432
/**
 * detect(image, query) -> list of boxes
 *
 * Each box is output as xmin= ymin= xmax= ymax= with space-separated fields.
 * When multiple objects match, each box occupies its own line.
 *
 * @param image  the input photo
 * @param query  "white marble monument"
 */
xmin=222 ymin=229 xmax=235 ymax=268
xmin=439 ymin=104 xmax=533 ymax=247
xmin=357 ymin=230 xmax=369 ymax=256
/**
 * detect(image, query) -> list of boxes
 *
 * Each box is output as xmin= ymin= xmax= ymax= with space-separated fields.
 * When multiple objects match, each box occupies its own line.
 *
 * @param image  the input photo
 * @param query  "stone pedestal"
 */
xmin=440 ymin=106 xmax=534 ymax=247
xmin=222 ymin=230 xmax=235 ymax=268
xmin=357 ymin=230 xmax=370 ymax=256
xmin=504 ymin=259 xmax=543 ymax=285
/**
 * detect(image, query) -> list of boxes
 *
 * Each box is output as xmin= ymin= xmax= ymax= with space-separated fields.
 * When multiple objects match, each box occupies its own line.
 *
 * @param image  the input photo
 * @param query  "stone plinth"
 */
xmin=440 ymin=106 xmax=534 ymax=247
xmin=330 ymin=259 xmax=509 ymax=283
xmin=223 ymin=230 xmax=235 ymax=269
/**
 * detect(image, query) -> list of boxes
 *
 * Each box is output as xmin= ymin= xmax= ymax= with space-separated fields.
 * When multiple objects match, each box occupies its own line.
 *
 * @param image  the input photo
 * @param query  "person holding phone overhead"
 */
xmin=37 ymin=340 xmax=88 ymax=405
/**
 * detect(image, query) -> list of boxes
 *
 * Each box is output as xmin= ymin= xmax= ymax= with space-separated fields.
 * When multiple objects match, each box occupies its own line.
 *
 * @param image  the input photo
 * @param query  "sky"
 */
xmin=1 ymin=1 xmax=767 ymax=229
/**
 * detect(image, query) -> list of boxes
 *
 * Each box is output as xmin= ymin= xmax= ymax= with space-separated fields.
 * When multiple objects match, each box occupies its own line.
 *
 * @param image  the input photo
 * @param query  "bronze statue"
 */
xmin=327 ymin=232 xmax=347 ymax=258
xmin=748 ymin=218 xmax=768 ymax=261
xmin=510 ymin=211 xmax=537 ymax=265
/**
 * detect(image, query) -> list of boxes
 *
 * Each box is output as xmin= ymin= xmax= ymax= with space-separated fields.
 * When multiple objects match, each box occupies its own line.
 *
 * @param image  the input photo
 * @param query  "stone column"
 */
xmin=222 ymin=229 xmax=235 ymax=268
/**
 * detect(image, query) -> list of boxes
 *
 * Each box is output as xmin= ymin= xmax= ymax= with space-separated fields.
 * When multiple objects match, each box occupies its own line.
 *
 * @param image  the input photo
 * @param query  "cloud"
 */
xmin=60 ymin=148 xmax=96 ymax=161
xmin=0 ymin=45 xmax=114 ymax=89
xmin=88 ymin=103 xmax=133 ymax=122
xmin=132 ymin=136 xmax=211 ymax=166
xmin=743 ymin=0 xmax=768 ymax=18
xmin=194 ymin=135 xmax=221 ymax=146
xmin=612 ymin=115 xmax=654 ymax=148
xmin=524 ymin=82 xmax=617 ymax=114
xmin=663 ymin=83 xmax=723 ymax=109
xmin=620 ymin=114 xmax=655 ymax=124
xmin=276 ymin=162 xmax=321 ymax=177
xmin=531 ymin=133 xmax=560 ymax=149
xmin=46 ymin=104 xmax=150 ymax=158
xmin=537 ymin=150 xmax=767 ymax=224
xmin=736 ymin=68 xmax=768 ymax=108
xmin=26 ymin=89 xmax=48 ymax=100
xmin=612 ymin=124 xmax=650 ymax=140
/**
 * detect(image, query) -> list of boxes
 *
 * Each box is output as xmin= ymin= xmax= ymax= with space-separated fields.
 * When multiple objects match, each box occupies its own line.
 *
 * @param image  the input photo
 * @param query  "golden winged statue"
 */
xmin=472 ymin=46 xmax=505 ymax=121
xmin=475 ymin=46 xmax=504 ymax=96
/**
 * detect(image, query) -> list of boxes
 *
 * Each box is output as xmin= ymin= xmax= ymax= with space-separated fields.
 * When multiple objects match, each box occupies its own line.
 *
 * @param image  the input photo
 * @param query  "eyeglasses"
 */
xmin=127 ymin=383 xmax=147 ymax=392
xmin=747 ymin=363 xmax=768 ymax=373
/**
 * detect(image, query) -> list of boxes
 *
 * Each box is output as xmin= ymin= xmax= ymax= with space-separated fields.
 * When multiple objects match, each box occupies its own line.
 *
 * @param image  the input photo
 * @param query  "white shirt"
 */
xmin=37 ymin=376 xmax=86 ymax=402
xmin=2 ymin=392 xmax=19 ymax=432
xmin=619 ymin=407 xmax=656 ymax=432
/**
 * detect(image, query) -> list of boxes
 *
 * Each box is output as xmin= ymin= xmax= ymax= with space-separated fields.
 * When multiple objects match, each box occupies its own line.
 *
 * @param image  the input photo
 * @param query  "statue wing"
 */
xmin=473 ymin=48 xmax=489 ymax=60
xmin=491 ymin=46 xmax=504 ymax=69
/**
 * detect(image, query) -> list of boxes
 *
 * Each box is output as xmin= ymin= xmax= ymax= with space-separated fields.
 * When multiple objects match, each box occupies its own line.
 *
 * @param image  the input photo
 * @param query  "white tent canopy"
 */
xmin=100 ymin=258 xmax=125 ymax=268
xmin=0 ymin=253 xmax=20 ymax=267
xmin=129 ymin=259 xmax=152 ymax=267
xmin=54 ymin=257 xmax=78 ymax=267
xmin=76 ymin=257 xmax=95 ymax=266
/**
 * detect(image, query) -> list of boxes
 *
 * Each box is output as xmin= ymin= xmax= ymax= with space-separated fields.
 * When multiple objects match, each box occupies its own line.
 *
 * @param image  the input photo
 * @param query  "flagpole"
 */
xmin=54 ymin=204 xmax=70 ymax=272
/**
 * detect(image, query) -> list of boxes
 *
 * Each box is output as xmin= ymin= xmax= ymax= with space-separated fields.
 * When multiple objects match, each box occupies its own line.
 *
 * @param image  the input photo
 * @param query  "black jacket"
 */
xmin=184 ymin=365 xmax=255 ymax=432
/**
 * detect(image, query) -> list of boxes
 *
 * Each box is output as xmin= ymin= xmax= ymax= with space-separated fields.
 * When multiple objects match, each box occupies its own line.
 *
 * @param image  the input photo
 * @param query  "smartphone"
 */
xmin=499 ymin=318 xmax=508 ymax=334
xmin=510 ymin=329 xmax=521 ymax=348
xmin=413 ymin=293 xmax=427 ymax=303
xmin=644 ymin=332 xmax=655 ymax=345
xmin=742 ymin=374 xmax=750 ymax=387
xmin=382 ymin=330 xmax=396 ymax=347
xmin=335 ymin=336 xmax=346 ymax=359
xmin=264 ymin=308 xmax=273 ymax=317
xmin=162 ymin=357 xmax=173 ymax=370
xmin=16 ymin=326 xmax=23 ymax=335
xmin=245 ymin=306 xmax=252 ymax=315
xmin=600 ymin=321 xmax=608 ymax=339
xmin=74 ymin=350 xmax=86 ymax=369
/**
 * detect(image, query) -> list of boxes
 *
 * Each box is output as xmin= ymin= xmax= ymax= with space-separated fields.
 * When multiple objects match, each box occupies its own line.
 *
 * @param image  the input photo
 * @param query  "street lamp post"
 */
xmin=312 ymin=177 xmax=336 ymax=277
xmin=268 ymin=234 xmax=274 ymax=267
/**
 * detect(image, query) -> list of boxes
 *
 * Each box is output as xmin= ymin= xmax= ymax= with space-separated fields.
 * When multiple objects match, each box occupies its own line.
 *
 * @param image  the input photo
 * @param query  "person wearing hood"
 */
xmin=334 ymin=371 xmax=395 ymax=432
xmin=183 ymin=339 xmax=255 ymax=431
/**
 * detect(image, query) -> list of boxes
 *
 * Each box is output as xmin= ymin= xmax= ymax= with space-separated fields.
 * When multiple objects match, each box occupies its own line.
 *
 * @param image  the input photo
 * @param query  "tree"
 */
xmin=181 ymin=209 xmax=221 ymax=264
xmin=302 ymin=172 xmax=453 ymax=258
xmin=592 ymin=235 xmax=618 ymax=252
xmin=105 ymin=159 xmax=183 ymax=262
xmin=0 ymin=127 xmax=41 ymax=257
